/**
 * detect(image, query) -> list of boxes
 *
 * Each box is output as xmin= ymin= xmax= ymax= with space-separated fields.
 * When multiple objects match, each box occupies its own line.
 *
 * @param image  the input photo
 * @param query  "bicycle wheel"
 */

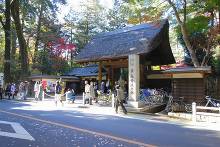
xmin=185 ymin=104 xmax=192 ymax=112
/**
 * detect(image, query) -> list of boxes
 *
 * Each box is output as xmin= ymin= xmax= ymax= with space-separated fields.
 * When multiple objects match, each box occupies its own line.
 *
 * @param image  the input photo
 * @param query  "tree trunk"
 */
xmin=4 ymin=0 xmax=11 ymax=83
xmin=167 ymin=0 xmax=200 ymax=67
xmin=11 ymin=0 xmax=29 ymax=77
xmin=34 ymin=4 xmax=44 ymax=62
xmin=11 ymin=28 xmax=17 ymax=62
xmin=181 ymin=25 xmax=200 ymax=67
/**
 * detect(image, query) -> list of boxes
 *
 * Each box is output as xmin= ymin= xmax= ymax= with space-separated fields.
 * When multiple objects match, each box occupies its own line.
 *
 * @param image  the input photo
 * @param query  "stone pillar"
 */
xmin=127 ymin=54 xmax=143 ymax=108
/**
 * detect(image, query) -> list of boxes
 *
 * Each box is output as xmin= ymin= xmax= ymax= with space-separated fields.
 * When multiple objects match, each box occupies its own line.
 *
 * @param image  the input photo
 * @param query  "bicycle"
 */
xmin=166 ymin=96 xmax=192 ymax=113
xmin=205 ymin=96 xmax=220 ymax=107
xmin=97 ymin=90 xmax=112 ymax=105
xmin=139 ymin=89 xmax=153 ymax=105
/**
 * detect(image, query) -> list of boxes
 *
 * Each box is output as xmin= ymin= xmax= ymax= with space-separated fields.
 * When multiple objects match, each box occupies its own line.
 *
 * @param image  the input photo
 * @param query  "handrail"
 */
xmin=196 ymin=106 xmax=220 ymax=111
xmin=192 ymin=102 xmax=220 ymax=123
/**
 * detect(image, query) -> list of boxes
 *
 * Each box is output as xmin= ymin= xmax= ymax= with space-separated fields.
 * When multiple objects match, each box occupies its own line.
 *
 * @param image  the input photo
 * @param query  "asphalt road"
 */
xmin=0 ymin=99 xmax=220 ymax=147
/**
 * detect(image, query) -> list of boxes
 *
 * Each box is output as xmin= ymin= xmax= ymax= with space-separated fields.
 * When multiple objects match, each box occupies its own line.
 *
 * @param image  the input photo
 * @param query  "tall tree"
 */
xmin=11 ymin=0 xmax=29 ymax=77
xmin=0 ymin=0 xmax=11 ymax=83
xmin=168 ymin=0 xmax=199 ymax=67
xmin=64 ymin=0 xmax=107 ymax=50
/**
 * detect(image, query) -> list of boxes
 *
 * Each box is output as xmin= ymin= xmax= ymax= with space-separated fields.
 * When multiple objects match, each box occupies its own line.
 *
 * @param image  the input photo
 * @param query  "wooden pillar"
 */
xmin=107 ymin=67 xmax=110 ymax=80
xmin=111 ymin=67 xmax=114 ymax=85
xmin=98 ymin=62 xmax=102 ymax=86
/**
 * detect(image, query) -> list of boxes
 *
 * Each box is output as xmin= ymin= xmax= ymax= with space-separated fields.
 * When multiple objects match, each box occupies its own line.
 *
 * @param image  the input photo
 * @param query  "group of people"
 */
xmin=34 ymin=81 xmax=76 ymax=106
xmin=84 ymin=81 xmax=97 ymax=105
xmin=0 ymin=81 xmax=29 ymax=100
xmin=55 ymin=81 xmax=76 ymax=106
xmin=84 ymin=79 xmax=127 ymax=114
xmin=34 ymin=81 xmax=43 ymax=101
xmin=5 ymin=83 xmax=16 ymax=99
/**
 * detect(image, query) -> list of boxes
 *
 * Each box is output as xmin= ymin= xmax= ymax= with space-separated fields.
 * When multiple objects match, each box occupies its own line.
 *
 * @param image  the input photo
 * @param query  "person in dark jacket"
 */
xmin=5 ymin=83 xmax=11 ymax=99
xmin=0 ymin=85 xmax=3 ymax=100
xmin=55 ymin=81 xmax=62 ymax=106
xmin=115 ymin=81 xmax=127 ymax=114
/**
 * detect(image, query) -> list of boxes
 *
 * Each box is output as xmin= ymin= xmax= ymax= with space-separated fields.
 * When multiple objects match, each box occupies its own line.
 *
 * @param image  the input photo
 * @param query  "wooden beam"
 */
xmin=111 ymin=67 xmax=114 ymax=85
xmin=102 ymin=59 xmax=128 ymax=67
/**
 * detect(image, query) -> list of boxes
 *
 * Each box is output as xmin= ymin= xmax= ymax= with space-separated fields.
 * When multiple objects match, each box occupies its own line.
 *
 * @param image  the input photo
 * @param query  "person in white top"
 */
xmin=84 ymin=81 xmax=92 ymax=104
xmin=34 ymin=81 xmax=40 ymax=101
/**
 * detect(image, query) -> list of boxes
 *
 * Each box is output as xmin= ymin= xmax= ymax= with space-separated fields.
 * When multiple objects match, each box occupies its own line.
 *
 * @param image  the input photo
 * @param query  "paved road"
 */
xmin=0 ymin=99 xmax=220 ymax=147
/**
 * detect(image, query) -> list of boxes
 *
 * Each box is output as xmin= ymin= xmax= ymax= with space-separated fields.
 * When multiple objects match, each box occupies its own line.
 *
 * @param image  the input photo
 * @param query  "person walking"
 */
xmin=6 ymin=83 xmax=11 ymax=99
xmin=19 ymin=82 xmax=25 ymax=100
xmin=93 ymin=82 xmax=98 ymax=103
xmin=89 ymin=81 xmax=95 ymax=105
xmin=24 ymin=81 xmax=29 ymax=100
xmin=84 ymin=81 xmax=92 ymax=104
xmin=34 ymin=81 xmax=40 ymax=101
xmin=55 ymin=81 xmax=62 ymax=106
xmin=115 ymin=82 xmax=127 ymax=114
xmin=101 ymin=81 xmax=105 ymax=94
xmin=0 ymin=85 xmax=3 ymax=100
xmin=10 ymin=83 xmax=16 ymax=99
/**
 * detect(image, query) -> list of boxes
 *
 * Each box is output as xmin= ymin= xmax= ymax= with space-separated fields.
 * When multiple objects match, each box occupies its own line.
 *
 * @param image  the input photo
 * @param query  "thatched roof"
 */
xmin=63 ymin=64 xmax=106 ymax=77
xmin=75 ymin=19 xmax=175 ymax=65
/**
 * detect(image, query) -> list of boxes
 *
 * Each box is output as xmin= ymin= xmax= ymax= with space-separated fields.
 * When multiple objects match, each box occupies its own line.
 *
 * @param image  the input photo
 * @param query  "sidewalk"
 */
xmin=5 ymin=97 xmax=220 ymax=132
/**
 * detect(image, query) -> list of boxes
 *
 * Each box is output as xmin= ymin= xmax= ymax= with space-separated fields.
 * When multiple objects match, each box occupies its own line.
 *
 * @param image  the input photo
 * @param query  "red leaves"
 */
xmin=46 ymin=37 xmax=76 ymax=58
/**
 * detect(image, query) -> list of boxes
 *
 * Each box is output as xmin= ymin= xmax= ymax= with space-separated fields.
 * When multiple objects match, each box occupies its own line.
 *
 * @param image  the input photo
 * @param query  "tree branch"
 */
xmin=166 ymin=0 xmax=182 ymax=25
xmin=183 ymin=0 xmax=187 ymax=24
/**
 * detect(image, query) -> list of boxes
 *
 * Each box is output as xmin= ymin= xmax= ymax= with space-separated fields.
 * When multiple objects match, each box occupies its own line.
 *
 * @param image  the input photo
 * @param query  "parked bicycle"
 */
xmin=165 ymin=96 xmax=192 ymax=113
xmin=97 ymin=90 xmax=112 ymax=105
xmin=139 ymin=88 xmax=168 ymax=105
xmin=205 ymin=96 xmax=220 ymax=107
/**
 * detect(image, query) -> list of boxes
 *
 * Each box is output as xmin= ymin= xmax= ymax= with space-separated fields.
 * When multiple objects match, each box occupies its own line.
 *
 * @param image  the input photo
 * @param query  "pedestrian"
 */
xmin=84 ymin=81 xmax=92 ymax=105
xmin=114 ymin=81 xmax=119 ymax=97
xmin=24 ymin=81 xmax=29 ymax=100
xmin=93 ymin=82 xmax=98 ymax=103
xmin=0 ymin=85 xmax=3 ymax=100
xmin=55 ymin=81 xmax=62 ymax=106
xmin=101 ymin=81 xmax=105 ymax=94
xmin=34 ymin=81 xmax=40 ymax=101
xmin=115 ymin=81 xmax=127 ymax=114
xmin=66 ymin=88 xmax=75 ymax=103
xmin=89 ymin=81 xmax=95 ymax=104
xmin=19 ymin=82 xmax=25 ymax=100
xmin=5 ymin=83 xmax=11 ymax=99
xmin=106 ymin=80 xmax=110 ymax=93
xmin=10 ymin=83 xmax=16 ymax=99
xmin=19 ymin=82 xmax=24 ymax=99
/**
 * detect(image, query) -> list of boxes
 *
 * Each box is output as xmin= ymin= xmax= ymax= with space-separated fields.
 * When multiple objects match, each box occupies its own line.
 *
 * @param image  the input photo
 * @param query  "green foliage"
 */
xmin=122 ymin=0 xmax=166 ymax=24
xmin=186 ymin=16 xmax=209 ymax=35
xmin=33 ymin=50 xmax=70 ymax=75
xmin=173 ymin=0 xmax=219 ymax=66
xmin=212 ymin=46 xmax=220 ymax=75
xmin=64 ymin=1 xmax=109 ymax=50
xmin=0 ymin=28 xmax=4 ymax=72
